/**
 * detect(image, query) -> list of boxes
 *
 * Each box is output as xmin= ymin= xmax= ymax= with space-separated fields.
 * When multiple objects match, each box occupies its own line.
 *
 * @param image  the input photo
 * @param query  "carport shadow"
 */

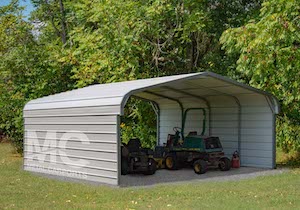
xmin=120 ymin=167 xmax=278 ymax=187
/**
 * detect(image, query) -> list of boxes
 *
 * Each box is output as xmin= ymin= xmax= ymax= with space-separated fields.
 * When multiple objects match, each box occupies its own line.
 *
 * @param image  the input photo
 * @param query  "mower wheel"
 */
xmin=121 ymin=145 xmax=129 ymax=157
xmin=121 ymin=157 xmax=129 ymax=175
xmin=144 ymin=158 xmax=157 ymax=175
xmin=193 ymin=159 xmax=207 ymax=174
xmin=165 ymin=153 xmax=178 ymax=170
xmin=218 ymin=157 xmax=231 ymax=171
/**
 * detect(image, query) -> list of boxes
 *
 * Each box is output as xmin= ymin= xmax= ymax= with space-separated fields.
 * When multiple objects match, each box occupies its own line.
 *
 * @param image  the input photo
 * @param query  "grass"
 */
xmin=0 ymin=143 xmax=300 ymax=210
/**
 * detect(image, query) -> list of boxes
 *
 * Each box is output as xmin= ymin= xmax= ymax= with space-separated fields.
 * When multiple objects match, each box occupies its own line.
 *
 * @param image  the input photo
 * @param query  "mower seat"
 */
xmin=127 ymin=138 xmax=142 ymax=153
xmin=187 ymin=131 xmax=197 ymax=136
xmin=166 ymin=134 xmax=175 ymax=147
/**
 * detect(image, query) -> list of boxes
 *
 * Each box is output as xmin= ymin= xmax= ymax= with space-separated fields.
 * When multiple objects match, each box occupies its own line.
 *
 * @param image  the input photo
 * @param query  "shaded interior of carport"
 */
xmin=120 ymin=72 xmax=280 ymax=186
xmin=126 ymin=73 xmax=279 ymax=157
xmin=23 ymin=72 xmax=279 ymax=186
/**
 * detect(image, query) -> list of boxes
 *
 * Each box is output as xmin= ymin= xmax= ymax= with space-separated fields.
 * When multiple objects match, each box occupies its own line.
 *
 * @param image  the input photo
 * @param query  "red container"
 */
xmin=231 ymin=151 xmax=240 ymax=168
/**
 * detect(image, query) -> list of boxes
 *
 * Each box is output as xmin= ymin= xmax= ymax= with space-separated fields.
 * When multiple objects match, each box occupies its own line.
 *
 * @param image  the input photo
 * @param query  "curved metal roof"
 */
xmin=24 ymin=72 xmax=280 ymax=114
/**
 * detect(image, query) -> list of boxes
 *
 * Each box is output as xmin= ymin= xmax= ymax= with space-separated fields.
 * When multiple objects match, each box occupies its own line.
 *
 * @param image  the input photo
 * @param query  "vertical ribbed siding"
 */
xmin=183 ymin=99 xmax=209 ymax=136
xmin=23 ymin=107 xmax=119 ymax=185
xmin=158 ymin=99 xmax=208 ymax=144
xmin=159 ymin=101 xmax=182 ymax=143
xmin=157 ymin=93 xmax=274 ymax=168
xmin=209 ymin=96 xmax=239 ymax=158
xmin=238 ymin=94 xmax=274 ymax=168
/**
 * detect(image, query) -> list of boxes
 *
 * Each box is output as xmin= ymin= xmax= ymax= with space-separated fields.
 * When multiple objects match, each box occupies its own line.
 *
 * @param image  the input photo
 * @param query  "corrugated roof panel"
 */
xmin=24 ymin=72 xmax=279 ymax=114
xmin=25 ymin=73 xmax=199 ymax=107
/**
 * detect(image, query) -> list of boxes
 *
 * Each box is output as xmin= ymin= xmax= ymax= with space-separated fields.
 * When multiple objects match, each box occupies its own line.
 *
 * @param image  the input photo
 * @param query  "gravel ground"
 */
xmin=120 ymin=167 xmax=288 ymax=187
xmin=29 ymin=167 xmax=288 ymax=188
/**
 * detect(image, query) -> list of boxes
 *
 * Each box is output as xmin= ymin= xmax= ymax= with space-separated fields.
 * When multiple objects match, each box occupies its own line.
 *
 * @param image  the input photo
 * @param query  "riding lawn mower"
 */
xmin=154 ymin=108 xmax=231 ymax=174
xmin=121 ymin=108 xmax=231 ymax=176
xmin=121 ymin=138 xmax=157 ymax=175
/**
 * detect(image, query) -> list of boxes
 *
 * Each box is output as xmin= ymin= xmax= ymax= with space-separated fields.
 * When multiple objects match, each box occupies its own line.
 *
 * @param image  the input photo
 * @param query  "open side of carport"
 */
xmin=23 ymin=72 xmax=279 ymax=186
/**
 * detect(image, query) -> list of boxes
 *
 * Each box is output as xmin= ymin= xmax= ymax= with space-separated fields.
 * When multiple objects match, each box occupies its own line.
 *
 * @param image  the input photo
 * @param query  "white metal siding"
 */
xmin=24 ymin=97 xmax=123 ymax=110
xmin=209 ymin=96 xmax=239 ymax=157
xmin=158 ymin=93 xmax=274 ymax=168
xmin=24 ymin=105 xmax=121 ymax=117
xmin=23 ymin=111 xmax=119 ymax=185
xmin=158 ymin=98 xmax=208 ymax=145
xmin=23 ymin=72 xmax=278 ymax=186
xmin=159 ymin=102 xmax=181 ymax=144
xmin=238 ymin=94 xmax=274 ymax=168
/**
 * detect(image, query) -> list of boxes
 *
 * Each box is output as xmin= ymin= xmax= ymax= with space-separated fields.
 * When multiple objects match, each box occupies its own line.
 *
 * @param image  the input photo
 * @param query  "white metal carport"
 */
xmin=23 ymin=72 xmax=279 ymax=186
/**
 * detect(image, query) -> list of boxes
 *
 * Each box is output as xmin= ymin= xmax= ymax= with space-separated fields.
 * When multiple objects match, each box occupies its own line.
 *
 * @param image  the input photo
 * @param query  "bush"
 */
xmin=277 ymin=116 xmax=300 ymax=153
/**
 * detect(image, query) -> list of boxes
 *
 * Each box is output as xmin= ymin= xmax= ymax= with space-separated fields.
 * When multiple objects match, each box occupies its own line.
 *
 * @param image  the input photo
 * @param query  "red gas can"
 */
xmin=232 ymin=151 xmax=240 ymax=168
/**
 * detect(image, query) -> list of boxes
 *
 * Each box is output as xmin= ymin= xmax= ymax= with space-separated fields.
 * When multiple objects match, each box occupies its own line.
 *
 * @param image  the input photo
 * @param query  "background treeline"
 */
xmin=0 ymin=0 xmax=299 ymax=153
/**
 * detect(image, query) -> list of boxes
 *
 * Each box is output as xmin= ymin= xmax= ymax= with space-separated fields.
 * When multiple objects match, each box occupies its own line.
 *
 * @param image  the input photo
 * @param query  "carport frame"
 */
xmin=23 ymin=71 xmax=280 ymax=186
xmin=124 ymin=85 xmax=242 ymax=159
xmin=121 ymin=80 xmax=243 ymax=161
xmin=119 ymin=72 xmax=279 ymax=184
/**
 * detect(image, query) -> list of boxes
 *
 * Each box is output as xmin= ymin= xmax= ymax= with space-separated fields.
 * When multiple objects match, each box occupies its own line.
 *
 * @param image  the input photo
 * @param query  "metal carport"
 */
xmin=23 ymin=72 xmax=280 ymax=186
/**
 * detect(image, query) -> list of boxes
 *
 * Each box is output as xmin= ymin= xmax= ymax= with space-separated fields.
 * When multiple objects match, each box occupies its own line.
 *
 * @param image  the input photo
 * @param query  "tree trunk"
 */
xmin=59 ymin=0 xmax=67 ymax=44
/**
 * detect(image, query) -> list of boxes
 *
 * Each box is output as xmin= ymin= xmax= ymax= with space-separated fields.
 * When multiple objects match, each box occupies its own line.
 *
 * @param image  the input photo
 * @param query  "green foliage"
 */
xmin=0 ymin=2 xmax=34 ymax=152
xmin=277 ymin=116 xmax=300 ymax=153
xmin=62 ymin=0 xmax=262 ymax=87
xmin=121 ymin=98 xmax=157 ymax=148
xmin=55 ymin=0 xmax=262 ymax=147
xmin=1 ymin=0 xmax=297 ymax=155
xmin=65 ymin=0 xmax=150 ymax=87
xmin=221 ymin=0 xmax=300 ymax=152
xmin=277 ymin=147 xmax=300 ymax=168
xmin=0 ymin=1 xmax=74 ymax=152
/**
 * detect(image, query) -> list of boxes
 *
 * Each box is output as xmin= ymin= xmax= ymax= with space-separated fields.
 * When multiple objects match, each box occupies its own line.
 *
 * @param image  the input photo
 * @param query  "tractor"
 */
xmin=154 ymin=108 xmax=231 ymax=174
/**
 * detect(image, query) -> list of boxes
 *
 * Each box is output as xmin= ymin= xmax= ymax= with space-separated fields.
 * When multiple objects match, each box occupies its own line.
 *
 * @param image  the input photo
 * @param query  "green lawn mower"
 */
xmin=154 ymin=108 xmax=231 ymax=174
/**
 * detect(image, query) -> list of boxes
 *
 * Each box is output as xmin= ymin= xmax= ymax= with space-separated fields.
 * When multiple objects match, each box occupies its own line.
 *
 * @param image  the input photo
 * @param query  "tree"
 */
xmin=1 ymin=0 xmax=277 ymax=151
xmin=55 ymin=0 xmax=262 ymax=147
xmin=0 ymin=1 xmax=74 ymax=152
xmin=0 ymin=1 xmax=35 ymax=151
xmin=220 ymin=0 xmax=300 ymax=152
xmin=31 ymin=0 xmax=68 ymax=44
xmin=51 ymin=0 xmax=262 ymax=85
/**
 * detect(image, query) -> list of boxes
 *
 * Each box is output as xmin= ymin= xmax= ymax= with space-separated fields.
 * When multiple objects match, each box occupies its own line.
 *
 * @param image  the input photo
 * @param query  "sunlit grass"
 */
xmin=0 ymin=143 xmax=299 ymax=210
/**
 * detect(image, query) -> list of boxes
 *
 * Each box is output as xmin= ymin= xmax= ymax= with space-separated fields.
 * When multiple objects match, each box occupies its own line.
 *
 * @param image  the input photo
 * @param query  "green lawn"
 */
xmin=0 ymin=143 xmax=299 ymax=210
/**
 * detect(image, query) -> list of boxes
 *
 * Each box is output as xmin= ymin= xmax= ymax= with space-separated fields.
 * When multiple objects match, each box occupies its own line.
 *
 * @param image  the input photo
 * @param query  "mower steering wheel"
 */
xmin=173 ymin=127 xmax=182 ymax=132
